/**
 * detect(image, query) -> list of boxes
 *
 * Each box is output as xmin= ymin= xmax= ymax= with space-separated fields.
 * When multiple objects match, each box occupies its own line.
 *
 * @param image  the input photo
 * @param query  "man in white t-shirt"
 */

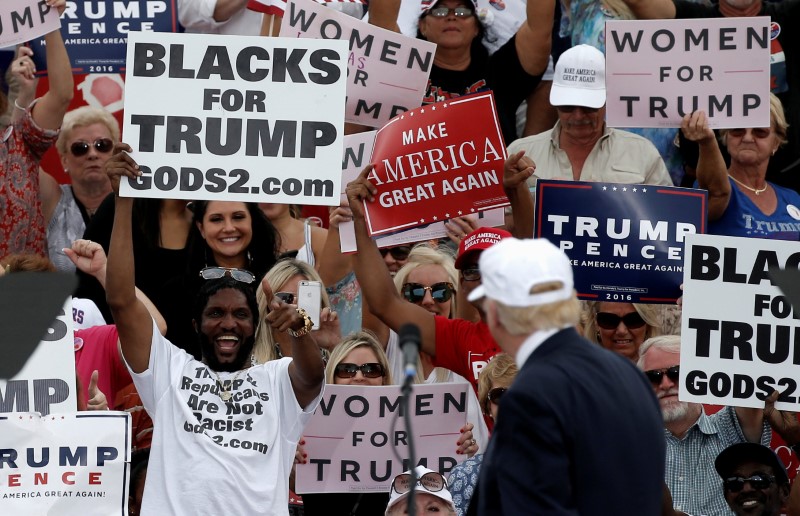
xmin=105 ymin=148 xmax=325 ymax=515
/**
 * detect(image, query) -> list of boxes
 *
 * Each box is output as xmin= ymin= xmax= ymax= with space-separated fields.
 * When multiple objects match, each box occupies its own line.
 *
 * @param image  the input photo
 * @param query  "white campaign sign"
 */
xmin=0 ymin=411 xmax=131 ymax=515
xmin=681 ymin=233 xmax=800 ymax=410
xmin=121 ymin=31 xmax=348 ymax=206
xmin=0 ymin=298 xmax=76 ymax=416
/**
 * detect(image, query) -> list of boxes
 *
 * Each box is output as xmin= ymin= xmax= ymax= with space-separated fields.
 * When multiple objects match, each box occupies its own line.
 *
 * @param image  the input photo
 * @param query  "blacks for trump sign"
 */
xmin=535 ymin=180 xmax=706 ymax=303
xmin=120 ymin=31 xmax=347 ymax=206
xmin=680 ymin=234 xmax=800 ymax=410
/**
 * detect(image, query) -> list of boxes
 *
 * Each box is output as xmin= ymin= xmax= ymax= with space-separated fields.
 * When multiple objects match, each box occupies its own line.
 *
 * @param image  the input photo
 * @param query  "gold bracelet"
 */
xmin=287 ymin=307 xmax=313 ymax=338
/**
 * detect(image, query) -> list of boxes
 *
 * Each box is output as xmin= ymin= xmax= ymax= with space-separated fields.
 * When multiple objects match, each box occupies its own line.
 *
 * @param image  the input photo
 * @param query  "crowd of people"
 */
xmin=2 ymin=0 xmax=800 ymax=514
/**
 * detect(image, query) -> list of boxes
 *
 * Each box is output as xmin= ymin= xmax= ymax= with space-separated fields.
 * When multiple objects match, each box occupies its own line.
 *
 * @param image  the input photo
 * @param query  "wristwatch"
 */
xmin=287 ymin=307 xmax=313 ymax=338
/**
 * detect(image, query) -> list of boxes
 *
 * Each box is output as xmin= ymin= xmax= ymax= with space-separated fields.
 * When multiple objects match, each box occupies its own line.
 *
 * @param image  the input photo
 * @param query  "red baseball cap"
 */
xmin=454 ymin=227 xmax=512 ymax=270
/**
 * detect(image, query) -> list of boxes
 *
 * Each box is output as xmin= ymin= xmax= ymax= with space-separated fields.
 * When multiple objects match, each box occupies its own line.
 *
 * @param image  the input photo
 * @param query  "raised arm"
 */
xmin=367 ymin=0 xmax=401 ymax=33
xmin=735 ymin=405 xmax=767 ymax=443
xmin=64 ymin=239 xmax=168 ymax=336
xmin=262 ymin=280 xmax=324 ymax=408
xmin=317 ymin=204 xmax=354 ymax=287
xmin=680 ymin=111 xmax=730 ymax=220
xmin=515 ymin=0 xmax=556 ymax=76
xmin=504 ymin=151 xmax=535 ymax=239
xmin=105 ymin=143 xmax=153 ymax=374
xmin=620 ymin=0 xmax=676 ymax=19
xmin=32 ymin=0 xmax=73 ymax=130
xmin=346 ymin=166 xmax=437 ymax=356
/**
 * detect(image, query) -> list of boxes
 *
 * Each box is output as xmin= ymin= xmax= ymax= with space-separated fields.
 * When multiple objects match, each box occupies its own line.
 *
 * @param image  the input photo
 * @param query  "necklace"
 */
xmin=213 ymin=370 xmax=245 ymax=402
xmin=728 ymin=174 xmax=768 ymax=196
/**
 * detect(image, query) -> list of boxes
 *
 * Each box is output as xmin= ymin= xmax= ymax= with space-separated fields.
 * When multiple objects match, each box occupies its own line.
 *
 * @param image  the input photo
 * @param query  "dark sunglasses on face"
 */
xmin=428 ymin=6 xmax=473 ymax=17
xmin=487 ymin=387 xmax=507 ymax=405
xmin=199 ymin=266 xmax=256 ymax=284
xmin=595 ymin=311 xmax=646 ymax=330
xmin=402 ymin=282 xmax=455 ymax=304
xmin=557 ymin=105 xmax=600 ymax=114
xmin=392 ymin=471 xmax=447 ymax=495
xmin=334 ymin=362 xmax=385 ymax=379
xmin=644 ymin=365 xmax=680 ymax=386
xmin=728 ymin=127 xmax=772 ymax=139
xmin=723 ymin=474 xmax=776 ymax=492
xmin=70 ymin=138 xmax=114 ymax=157
xmin=380 ymin=246 xmax=411 ymax=261
xmin=461 ymin=267 xmax=481 ymax=282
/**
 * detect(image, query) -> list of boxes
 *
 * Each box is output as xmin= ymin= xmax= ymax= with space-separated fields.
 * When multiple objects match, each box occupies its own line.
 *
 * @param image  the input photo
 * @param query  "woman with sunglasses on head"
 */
xmin=252 ymin=258 xmax=340 ymax=364
xmin=159 ymin=200 xmax=280 ymax=358
xmin=1 ymin=0 xmax=73 ymax=260
xmin=581 ymin=301 xmax=664 ymax=362
xmin=447 ymin=353 xmax=517 ymax=516
xmin=39 ymin=107 xmax=118 ymax=272
xmin=369 ymin=0 xmax=555 ymax=146
xmin=681 ymin=94 xmax=800 ymax=239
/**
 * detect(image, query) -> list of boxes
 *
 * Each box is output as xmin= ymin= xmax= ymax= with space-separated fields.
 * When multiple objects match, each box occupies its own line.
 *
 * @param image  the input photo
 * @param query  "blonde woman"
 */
xmin=580 ymin=301 xmax=663 ymax=362
xmin=253 ymin=259 xmax=340 ymax=364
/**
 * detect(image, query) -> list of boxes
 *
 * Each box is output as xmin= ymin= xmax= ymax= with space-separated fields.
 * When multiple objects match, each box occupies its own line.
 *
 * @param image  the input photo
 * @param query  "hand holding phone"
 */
xmin=297 ymin=280 xmax=321 ymax=330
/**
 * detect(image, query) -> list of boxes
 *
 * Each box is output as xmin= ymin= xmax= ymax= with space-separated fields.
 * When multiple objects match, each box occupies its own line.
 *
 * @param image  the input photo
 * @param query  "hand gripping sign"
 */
xmin=364 ymin=92 xmax=509 ymax=236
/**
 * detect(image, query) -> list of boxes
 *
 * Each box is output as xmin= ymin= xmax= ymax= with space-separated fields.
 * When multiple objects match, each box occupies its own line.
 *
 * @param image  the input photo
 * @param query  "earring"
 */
xmin=595 ymin=331 xmax=601 ymax=343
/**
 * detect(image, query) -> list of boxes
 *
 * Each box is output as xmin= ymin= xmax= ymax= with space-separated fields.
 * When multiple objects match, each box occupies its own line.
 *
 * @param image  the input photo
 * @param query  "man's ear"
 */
xmin=779 ymin=482 xmax=790 ymax=504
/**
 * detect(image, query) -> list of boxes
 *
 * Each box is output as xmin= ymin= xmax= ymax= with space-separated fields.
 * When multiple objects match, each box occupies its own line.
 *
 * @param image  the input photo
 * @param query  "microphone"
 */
xmin=398 ymin=323 xmax=421 ymax=380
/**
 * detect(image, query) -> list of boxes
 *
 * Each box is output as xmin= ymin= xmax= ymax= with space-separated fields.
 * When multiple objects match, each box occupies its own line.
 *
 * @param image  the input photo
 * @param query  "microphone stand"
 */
xmin=401 ymin=372 xmax=417 ymax=515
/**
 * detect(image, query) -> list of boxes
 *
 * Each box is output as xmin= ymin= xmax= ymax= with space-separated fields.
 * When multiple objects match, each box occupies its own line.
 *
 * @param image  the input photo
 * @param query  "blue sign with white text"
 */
xmin=31 ymin=0 xmax=179 ymax=74
xmin=534 ymin=180 xmax=707 ymax=303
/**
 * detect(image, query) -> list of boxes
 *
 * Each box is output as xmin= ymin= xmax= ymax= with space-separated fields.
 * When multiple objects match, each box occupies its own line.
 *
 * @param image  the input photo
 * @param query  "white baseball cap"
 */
xmin=384 ymin=466 xmax=455 ymax=515
xmin=550 ymin=44 xmax=606 ymax=109
xmin=467 ymin=238 xmax=574 ymax=306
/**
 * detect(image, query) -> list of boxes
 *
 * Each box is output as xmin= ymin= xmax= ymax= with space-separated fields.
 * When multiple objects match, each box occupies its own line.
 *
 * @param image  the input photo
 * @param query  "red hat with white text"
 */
xmin=454 ymin=227 xmax=512 ymax=270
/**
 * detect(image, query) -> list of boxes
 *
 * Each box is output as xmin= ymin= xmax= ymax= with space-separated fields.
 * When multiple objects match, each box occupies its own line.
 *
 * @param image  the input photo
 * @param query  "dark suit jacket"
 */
xmin=469 ymin=327 xmax=665 ymax=515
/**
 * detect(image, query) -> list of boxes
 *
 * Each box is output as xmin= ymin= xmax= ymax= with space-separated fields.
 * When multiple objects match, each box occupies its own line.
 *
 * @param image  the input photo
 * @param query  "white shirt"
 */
xmin=178 ymin=0 xmax=263 ymax=35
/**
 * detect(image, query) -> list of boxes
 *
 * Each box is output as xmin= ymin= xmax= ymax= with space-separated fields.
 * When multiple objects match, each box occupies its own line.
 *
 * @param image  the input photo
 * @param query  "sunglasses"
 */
xmin=380 ymin=246 xmax=411 ymax=261
xmin=275 ymin=292 xmax=295 ymax=304
xmin=487 ymin=387 xmax=507 ymax=405
xmin=728 ymin=127 xmax=772 ymax=139
xmin=557 ymin=105 xmax=600 ymax=114
xmin=392 ymin=471 xmax=447 ymax=495
xmin=402 ymin=282 xmax=455 ymax=304
xmin=199 ymin=267 xmax=256 ymax=284
xmin=428 ymin=6 xmax=473 ymax=17
xmin=70 ymin=138 xmax=114 ymax=157
xmin=644 ymin=365 xmax=680 ymax=386
xmin=723 ymin=474 xmax=776 ymax=493
xmin=334 ymin=362 xmax=385 ymax=379
xmin=595 ymin=311 xmax=646 ymax=330
xmin=461 ymin=267 xmax=481 ymax=282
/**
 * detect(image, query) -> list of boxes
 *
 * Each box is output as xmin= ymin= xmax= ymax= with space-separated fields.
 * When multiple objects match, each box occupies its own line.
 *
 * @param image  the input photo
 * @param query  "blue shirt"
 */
xmin=708 ymin=178 xmax=800 ymax=240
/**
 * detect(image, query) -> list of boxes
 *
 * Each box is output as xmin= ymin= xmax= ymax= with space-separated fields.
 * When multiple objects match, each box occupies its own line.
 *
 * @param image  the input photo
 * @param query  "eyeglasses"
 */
xmin=723 ymin=474 xmax=776 ymax=492
xmin=644 ymin=365 xmax=680 ymax=386
xmin=402 ymin=282 xmax=455 ymax=304
xmin=728 ymin=128 xmax=772 ymax=139
xmin=487 ymin=387 xmax=507 ymax=405
xmin=380 ymin=246 xmax=411 ymax=261
xmin=392 ymin=471 xmax=447 ymax=495
xmin=275 ymin=292 xmax=295 ymax=304
xmin=557 ymin=105 xmax=600 ymax=114
xmin=334 ymin=363 xmax=386 ymax=379
xmin=427 ymin=6 xmax=473 ymax=17
xmin=70 ymin=138 xmax=114 ymax=157
xmin=199 ymin=267 xmax=256 ymax=284
xmin=595 ymin=311 xmax=646 ymax=330
xmin=461 ymin=267 xmax=481 ymax=282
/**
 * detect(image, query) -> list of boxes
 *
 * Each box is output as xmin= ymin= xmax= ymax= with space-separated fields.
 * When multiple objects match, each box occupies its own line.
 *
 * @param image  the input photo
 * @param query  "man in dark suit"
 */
xmin=466 ymin=238 xmax=666 ymax=515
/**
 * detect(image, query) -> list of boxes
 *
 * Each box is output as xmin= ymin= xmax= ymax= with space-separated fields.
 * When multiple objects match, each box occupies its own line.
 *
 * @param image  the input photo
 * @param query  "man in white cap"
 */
xmin=507 ymin=44 xmax=673 ymax=186
xmin=385 ymin=466 xmax=457 ymax=516
xmin=466 ymin=238 xmax=666 ymax=515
